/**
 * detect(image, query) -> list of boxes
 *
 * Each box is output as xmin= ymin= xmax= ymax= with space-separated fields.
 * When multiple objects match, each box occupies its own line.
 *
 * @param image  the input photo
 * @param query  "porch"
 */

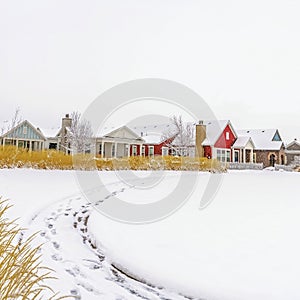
xmin=2 ymin=138 xmax=45 ymax=151
xmin=96 ymin=138 xmax=144 ymax=158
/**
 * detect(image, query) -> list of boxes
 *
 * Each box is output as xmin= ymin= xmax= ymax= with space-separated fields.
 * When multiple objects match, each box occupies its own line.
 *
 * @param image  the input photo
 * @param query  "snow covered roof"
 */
xmin=129 ymin=120 xmax=235 ymax=146
xmin=201 ymin=120 xmax=236 ymax=146
xmin=1 ymin=120 xmax=47 ymax=140
xmin=286 ymin=139 xmax=300 ymax=149
xmin=97 ymin=125 xmax=144 ymax=142
xmin=129 ymin=124 xmax=178 ymax=145
xmin=97 ymin=125 xmax=121 ymax=137
xmin=237 ymin=129 xmax=283 ymax=150
xmin=39 ymin=127 xmax=61 ymax=138
xmin=232 ymin=136 xmax=254 ymax=148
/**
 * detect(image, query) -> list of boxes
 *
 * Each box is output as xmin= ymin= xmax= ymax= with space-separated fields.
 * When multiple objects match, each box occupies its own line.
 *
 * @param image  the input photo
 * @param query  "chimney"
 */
xmin=60 ymin=113 xmax=72 ymax=153
xmin=195 ymin=121 xmax=206 ymax=158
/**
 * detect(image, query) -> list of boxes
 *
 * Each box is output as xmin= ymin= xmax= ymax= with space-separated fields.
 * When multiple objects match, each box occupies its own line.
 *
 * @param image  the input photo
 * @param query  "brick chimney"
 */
xmin=195 ymin=121 xmax=206 ymax=157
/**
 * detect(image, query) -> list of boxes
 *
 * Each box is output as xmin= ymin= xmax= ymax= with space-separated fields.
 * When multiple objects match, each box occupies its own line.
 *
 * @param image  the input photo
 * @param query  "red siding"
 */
xmin=214 ymin=124 xmax=237 ymax=149
xmin=204 ymin=146 xmax=212 ymax=159
xmin=142 ymin=136 xmax=176 ymax=156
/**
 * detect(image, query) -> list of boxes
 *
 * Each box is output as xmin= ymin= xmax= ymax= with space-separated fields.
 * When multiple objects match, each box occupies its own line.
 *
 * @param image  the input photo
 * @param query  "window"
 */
xmin=162 ymin=147 xmax=169 ymax=156
xmin=221 ymin=150 xmax=226 ymax=162
xmin=272 ymin=131 xmax=282 ymax=141
xmin=216 ymin=149 xmax=231 ymax=162
xmin=148 ymin=146 xmax=154 ymax=156
xmin=133 ymin=145 xmax=137 ymax=156
xmin=141 ymin=146 xmax=145 ymax=156
xmin=49 ymin=143 xmax=57 ymax=150
xmin=23 ymin=126 xmax=27 ymax=135
xmin=112 ymin=144 xmax=116 ymax=157
xmin=226 ymin=150 xmax=230 ymax=162
xmin=181 ymin=148 xmax=188 ymax=157
xmin=226 ymin=132 xmax=230 ymax=140
xmin=217 ymin=149 xmax=221 ymax=161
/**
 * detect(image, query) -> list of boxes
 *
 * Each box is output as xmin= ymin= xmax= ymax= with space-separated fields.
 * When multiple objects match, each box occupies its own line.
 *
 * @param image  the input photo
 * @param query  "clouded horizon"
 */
xmin=0 ymin=0 xmax=299 ymax=143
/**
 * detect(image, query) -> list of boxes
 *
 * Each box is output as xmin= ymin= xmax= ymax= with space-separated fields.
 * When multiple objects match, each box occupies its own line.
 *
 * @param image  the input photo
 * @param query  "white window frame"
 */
xmin=132 ymin=145 xmax=137 ymax=156
xmin=216 ymin=148 xmax=231 ymax=162
xmin=148 ymin=146 xmax=154 ymax=157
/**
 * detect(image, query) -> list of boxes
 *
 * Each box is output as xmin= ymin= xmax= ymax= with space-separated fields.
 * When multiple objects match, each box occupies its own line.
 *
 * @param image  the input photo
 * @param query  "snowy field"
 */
xmin=0 ymin=168 xmax=299 ymax=300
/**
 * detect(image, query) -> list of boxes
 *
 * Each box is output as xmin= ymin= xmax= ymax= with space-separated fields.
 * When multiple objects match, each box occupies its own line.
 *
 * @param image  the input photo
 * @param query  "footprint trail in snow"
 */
xmin=26 ymin=185 xmax=203 ymax=300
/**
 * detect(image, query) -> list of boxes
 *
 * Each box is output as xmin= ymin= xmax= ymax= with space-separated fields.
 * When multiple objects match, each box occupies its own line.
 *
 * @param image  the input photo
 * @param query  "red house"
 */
xmin=129 ymin=124 xmax=178 ymax=156
xmin=196 ymin=120 xmax=238 ymax=162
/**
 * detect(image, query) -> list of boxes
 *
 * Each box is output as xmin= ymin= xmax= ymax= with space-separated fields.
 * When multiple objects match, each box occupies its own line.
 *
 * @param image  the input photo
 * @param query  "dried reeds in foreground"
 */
xmin=0 ymin=198 xmax=70 ymax=300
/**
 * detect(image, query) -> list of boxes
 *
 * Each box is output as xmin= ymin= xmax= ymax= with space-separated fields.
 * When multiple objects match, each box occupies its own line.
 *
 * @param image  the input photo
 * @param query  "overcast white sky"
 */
xmin=0 ymin=0 xmax=299 ymax=142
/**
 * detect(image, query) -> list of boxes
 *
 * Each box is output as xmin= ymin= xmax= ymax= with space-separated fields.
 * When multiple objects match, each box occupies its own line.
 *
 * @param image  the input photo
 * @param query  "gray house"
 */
xmin=285 ymin=139 xmax=300 ymax=165
xmin=0 ymin=120 xmax=46 ymax=151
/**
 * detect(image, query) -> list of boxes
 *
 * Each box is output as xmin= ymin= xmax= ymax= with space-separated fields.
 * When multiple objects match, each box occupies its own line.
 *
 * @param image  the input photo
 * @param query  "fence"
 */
xmin=93 ymin=156 xmax=224 ymax=172
xmin=228 ymin=162 xmax=263 ymax=170
xmin=274 ymin=164 xmax=295 ymax=172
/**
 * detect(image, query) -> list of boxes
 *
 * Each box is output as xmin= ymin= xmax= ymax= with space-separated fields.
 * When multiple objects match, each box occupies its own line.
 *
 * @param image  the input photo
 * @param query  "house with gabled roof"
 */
xmin=195 ymin=120 xmax=238 ymax=162
xmin=0 ymin=120 xmax=46 ymax=151
xmin=232 ymin=136 xmax=255 ymax=163
xmin=237 ymin=129 xmax=286 ymax=166
xmin=96 ymin=125 xmax=145 ymax=158
xmin=285 ymin=139 xmax=300 ymax=165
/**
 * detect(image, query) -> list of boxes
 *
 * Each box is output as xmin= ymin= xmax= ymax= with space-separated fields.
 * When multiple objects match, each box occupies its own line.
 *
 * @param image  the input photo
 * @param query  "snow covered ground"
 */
xmin=0 ymin=168 xmax=299 ymax=300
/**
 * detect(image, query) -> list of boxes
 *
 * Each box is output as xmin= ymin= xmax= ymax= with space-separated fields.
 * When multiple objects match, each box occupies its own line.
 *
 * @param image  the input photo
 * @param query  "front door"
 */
xmin=269 ymin=154 xmax=276 ymax=167
xmin=234 ymin=151 xmax=239 ymax=162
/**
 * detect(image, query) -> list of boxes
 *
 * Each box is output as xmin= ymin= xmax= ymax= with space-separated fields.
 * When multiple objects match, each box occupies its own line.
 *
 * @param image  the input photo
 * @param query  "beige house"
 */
xmin=232 ymin=136 xmax=255 ymax=163
xmin=95 ymin=126 xmax=145 ymax=158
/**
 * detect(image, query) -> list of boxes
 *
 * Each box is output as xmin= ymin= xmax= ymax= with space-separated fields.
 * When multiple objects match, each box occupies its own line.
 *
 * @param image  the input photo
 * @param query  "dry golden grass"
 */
xmin=0 ymin=146 xmax=225 ymax=172
xmin=0 ymin=146 xmax=72 ymax=170
xmin=0 ymin=199 xmax=71 ymax=300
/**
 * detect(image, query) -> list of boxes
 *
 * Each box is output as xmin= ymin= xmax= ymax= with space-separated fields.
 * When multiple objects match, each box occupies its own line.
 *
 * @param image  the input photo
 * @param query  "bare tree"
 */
xmin=162 ymin=115 xmax=194 ymax=156
xmin=1 ymin=108 xmax=22 ymax=145
xmin=1 ymin=121 xmax=8 ymax=136
xmin=8 ymin=107 xmax=22 ymax=132
xmin=66 ymin=111 xmax=93 ymax=154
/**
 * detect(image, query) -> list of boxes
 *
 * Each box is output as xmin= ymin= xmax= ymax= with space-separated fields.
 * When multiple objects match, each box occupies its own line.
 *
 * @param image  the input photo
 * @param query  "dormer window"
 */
xmin=272 ymin=131 xmax=282 ymax=142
